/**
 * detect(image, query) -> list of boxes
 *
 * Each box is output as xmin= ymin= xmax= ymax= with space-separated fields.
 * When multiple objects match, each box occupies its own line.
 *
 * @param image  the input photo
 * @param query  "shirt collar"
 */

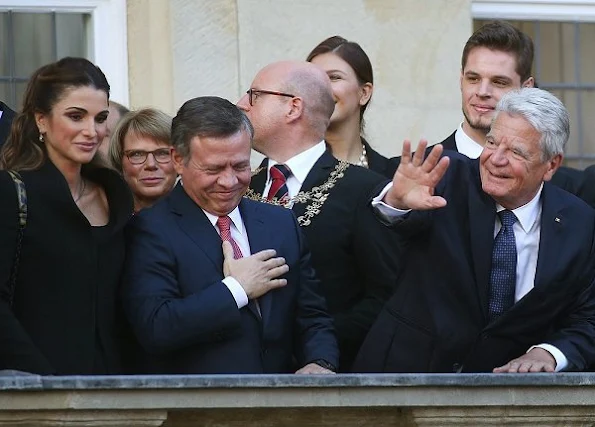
xmin=202 ymin=205 xmax=245 ymax=234
xmin=455 ymin=122 xmax=484 ymax=159
xmin=496 ymin=184 xmax=543 ymax=233
xmin=267 ymin=141 xmax=326 ymax=186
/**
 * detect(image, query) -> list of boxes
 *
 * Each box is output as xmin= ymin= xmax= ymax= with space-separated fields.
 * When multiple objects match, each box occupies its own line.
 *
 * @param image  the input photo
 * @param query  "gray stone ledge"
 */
xmin=2 ymin=374 xmax=595 ymax=426
xmin=2 ymin=372 xmax=595 ymax=391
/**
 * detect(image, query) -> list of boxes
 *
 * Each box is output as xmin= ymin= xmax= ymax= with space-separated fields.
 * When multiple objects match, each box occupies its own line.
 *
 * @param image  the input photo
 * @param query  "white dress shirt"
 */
xmin=263 ymin=141 xmax=326 ymax=204
xmin=202 ymin=207 xmax=250 ymax=309
xmin=371 ymin=183 xmax=568 ymax=371
xmin=454 ymin=122 xmax=484 ymax=159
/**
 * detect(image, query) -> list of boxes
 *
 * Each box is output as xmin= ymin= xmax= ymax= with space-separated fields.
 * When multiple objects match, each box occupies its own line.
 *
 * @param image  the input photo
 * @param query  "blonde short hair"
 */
xmin=108 ymin=108 xmax=172 ymax=172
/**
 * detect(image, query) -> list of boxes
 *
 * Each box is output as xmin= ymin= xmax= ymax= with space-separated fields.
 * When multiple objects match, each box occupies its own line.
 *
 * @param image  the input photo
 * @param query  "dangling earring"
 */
xmin=39 ymin=133 xmax=44 ymax=143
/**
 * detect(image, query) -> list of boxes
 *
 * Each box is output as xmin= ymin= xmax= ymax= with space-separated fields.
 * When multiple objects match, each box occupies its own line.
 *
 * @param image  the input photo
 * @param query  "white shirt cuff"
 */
xmin=529 ymin=344 xmax=568 ymax=372
xmin=371 ymin=182 xmax=411 ymax=222
xmin=222 ymin=277 xmax=248 ymax=309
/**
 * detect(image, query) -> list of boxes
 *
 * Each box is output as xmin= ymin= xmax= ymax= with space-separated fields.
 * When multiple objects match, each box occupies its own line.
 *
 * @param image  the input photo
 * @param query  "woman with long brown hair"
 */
xmin=307 ymin=36 xmax=393 ymax=177
xmin=0 ymin=57 xmax=133 ymax=375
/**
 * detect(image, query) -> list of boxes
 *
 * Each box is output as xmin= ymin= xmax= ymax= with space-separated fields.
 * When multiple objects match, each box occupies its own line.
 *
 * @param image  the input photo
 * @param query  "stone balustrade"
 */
xmin=1 ymin=373 xmax=595 ymax=426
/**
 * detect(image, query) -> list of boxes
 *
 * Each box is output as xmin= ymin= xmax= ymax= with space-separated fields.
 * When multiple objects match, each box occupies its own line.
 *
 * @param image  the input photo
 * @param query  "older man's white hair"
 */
xmin=493 ymin=87 xmax=569 ymax=161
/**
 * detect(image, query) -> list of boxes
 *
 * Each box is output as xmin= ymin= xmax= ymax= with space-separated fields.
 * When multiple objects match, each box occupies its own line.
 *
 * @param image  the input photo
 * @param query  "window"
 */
xmin=0 ymin=0 xmax=128 ymax=110
xmin=473 ymin=1 xmax=595 ymax=169
xmin=0 ymin=11 xmax=88 ymax=110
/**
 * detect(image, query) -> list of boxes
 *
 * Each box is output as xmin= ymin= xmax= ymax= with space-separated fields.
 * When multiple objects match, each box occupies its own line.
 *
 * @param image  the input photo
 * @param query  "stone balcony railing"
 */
xmin=1 ymin=373 xmax=595 ymax=426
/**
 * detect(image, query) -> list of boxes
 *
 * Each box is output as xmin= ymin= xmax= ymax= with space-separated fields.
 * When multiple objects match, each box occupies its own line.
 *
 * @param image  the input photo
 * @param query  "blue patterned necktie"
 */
xmin=488 ymin=209 xmax=518 ymax=321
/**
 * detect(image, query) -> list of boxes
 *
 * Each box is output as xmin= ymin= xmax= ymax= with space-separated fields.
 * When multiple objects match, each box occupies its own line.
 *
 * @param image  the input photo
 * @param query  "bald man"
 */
xmin=239 ymin=61 xmax=402 ymax=371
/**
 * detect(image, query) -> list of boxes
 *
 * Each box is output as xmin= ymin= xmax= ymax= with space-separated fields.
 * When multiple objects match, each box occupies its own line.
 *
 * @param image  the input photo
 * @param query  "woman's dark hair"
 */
xmin=307 ymin=35 xmax=373 ymax=132
xmin=0 ymin=57 xmax=110 ymax=171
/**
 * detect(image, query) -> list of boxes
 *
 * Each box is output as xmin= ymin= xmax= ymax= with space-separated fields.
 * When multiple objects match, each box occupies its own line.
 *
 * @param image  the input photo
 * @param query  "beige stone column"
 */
xmin=127 ymin=0 xmax=175 ymax=115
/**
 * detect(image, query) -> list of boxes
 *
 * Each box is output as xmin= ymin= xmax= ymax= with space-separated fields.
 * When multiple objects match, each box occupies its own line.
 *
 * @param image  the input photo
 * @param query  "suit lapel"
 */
xmin=170 ymin=184 xmax=224 ymax=271
xmin=467 ymin=161 xmax=497 ymax=321
xmin=240 ymin=198 xmax=274 ymax=325
xmin=249 ymin=158 xmax=268 ymax=194
xmin=293 ymin=149 xmax=336 ymax=218
xmin=441 ymin=131 xmax=457 ymax=151
xmin=533 ymin=184 xmax=566 ymax=288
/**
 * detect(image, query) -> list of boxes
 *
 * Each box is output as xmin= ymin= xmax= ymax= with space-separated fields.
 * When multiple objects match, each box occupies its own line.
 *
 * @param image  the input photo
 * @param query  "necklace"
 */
xmin=245 ymin=161 xmax=350 ymax=226
xmin=74 ymin=178 xmax=86 ymax=203
xmin=357 ymin=143 xmax=369 ymax=168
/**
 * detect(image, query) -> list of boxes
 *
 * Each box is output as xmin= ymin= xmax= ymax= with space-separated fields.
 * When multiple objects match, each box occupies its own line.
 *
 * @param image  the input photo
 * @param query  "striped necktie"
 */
xmin=266 ymin=164 xmax=292 ymax=201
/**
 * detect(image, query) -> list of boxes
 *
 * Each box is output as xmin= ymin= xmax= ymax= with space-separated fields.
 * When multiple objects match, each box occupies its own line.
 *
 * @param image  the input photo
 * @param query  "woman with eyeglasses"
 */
xmin=0 ymin=57 xmax=134 ymax=375
xmin=108 ymin=108 xmax=177 ymax=213
xmin=307 ymin=36 xmax=393 ymax=177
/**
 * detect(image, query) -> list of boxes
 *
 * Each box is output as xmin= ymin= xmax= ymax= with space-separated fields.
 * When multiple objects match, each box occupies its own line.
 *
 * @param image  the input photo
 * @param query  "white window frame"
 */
xmin=0 ymin=0 xmax=129 ymax=104
xmin=472 ymin=0 xmax=595 ymax=22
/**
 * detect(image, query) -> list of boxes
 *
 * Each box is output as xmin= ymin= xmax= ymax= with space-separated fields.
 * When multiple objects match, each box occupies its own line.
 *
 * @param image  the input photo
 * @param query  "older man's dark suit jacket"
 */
xmin=353 ymin=153 xmax=595 ymax=373
xmin=0 ymin=102 xmax=16 ymax=147
xmin=250 ymin=149 xmax=401 ymax=371
xmin=122 ymin=184 xmax=338 ymax=374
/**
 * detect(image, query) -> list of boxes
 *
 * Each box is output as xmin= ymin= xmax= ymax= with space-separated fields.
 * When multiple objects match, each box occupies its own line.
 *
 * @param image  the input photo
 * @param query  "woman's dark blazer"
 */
xmin=363 ymin=138 xmax=394 ymax=179
xmin=0 ymin=160 xmax=133 ymax=374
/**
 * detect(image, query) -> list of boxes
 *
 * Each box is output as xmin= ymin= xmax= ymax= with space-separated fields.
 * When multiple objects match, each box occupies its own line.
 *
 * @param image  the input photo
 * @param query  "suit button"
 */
xmin=452 ymin=363 xmax=462 ymax=373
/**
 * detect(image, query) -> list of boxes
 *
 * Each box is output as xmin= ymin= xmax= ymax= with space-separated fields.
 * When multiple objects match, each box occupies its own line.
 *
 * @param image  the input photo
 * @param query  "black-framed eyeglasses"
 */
xmin=124 ymin=148 xmax=173 ymax=165
xmin=246 ymin=88 xmax=295 ymax=106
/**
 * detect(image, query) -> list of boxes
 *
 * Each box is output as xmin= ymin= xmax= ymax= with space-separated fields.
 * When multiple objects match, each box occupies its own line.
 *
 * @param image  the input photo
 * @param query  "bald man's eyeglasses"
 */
xmin=246 ymin=88 xmax=295 ymax=106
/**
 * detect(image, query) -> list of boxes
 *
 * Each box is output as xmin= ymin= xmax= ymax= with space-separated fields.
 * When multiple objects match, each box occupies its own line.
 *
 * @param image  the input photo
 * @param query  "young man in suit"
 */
xmin=238 ymin=61 xmax=402 ymax=371
xmin=122 ymin=96 xmax=338 ymax=374
xmin=0 ymin=101 xmax=16 ymax=147
xmin=354 ymin=88 xmax=595 ymax=373
xmin=387 ymin=21 xmax=583 ymax=195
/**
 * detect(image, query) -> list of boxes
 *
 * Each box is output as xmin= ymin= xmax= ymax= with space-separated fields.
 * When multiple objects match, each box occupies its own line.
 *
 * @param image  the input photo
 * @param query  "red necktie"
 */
xmin=216 ymin=216 xmax=243 ymax=259
xmin=266 ymin=164 xmax=291 ymax=201
xmin=216 ymin=216 xmax=260 ymax=316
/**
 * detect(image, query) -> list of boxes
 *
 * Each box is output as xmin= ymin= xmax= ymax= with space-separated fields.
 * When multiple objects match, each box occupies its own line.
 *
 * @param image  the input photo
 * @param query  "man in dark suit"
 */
xmin=122 ymin=96 xmax=338 ymax=374
xmin=386 ymin=21 xmax=582 ymax=194
xmin=0 ymin=101 xmax=16 ymax=147
xmin=354 ymin=88 xmax=595 ymax=373
xmin=237 ymin=61 xmax=402 ymax=371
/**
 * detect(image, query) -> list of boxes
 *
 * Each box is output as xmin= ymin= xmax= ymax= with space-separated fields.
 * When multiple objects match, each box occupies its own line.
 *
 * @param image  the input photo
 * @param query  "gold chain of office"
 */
xmin=244 ymin=161 xmax=350 ymax=227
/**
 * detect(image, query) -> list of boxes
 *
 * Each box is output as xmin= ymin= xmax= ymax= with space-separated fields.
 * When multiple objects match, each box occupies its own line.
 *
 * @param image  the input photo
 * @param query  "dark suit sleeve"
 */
xmin=543 ymin=236 xmax=595 ymax=371
xmin=122 ymin=213 xmax=243 ymax=355
xmin=331 ymin=182 xmax=409 ymax=366
xmin=291 ymin=214 xmax=339 ymax=369
xmin=577 ymin=165 xmax=595 ymax=209
xmin=0 ymin=173 xmax=54 ymax=374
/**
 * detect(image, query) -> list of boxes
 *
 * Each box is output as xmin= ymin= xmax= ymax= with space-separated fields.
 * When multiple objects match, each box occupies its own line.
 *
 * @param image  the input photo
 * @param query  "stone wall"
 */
xmin=1 ymin=374 xmax=595 ymax=426
xmin=126 ymin=0 xmax=471 ymax=160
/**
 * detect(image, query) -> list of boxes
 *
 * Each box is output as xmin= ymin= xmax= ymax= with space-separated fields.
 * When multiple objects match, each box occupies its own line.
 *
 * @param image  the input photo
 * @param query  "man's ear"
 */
xmin=172 ymin=149 xmax=186 ymax=175
xmin=522 ymin=76 xmax=535 ymax=88
xmin=286 ymin=96 xmax=304 ymax=123
xmin=543 ymin=153 xmax=563 ymax=182
xmin=359 ymin=82 xmax=373 ymax=106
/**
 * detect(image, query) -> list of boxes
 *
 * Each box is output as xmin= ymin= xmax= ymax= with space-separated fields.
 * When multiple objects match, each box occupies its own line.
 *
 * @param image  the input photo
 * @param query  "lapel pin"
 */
xmin=555 ymin=217 xmax=561 ymax=223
